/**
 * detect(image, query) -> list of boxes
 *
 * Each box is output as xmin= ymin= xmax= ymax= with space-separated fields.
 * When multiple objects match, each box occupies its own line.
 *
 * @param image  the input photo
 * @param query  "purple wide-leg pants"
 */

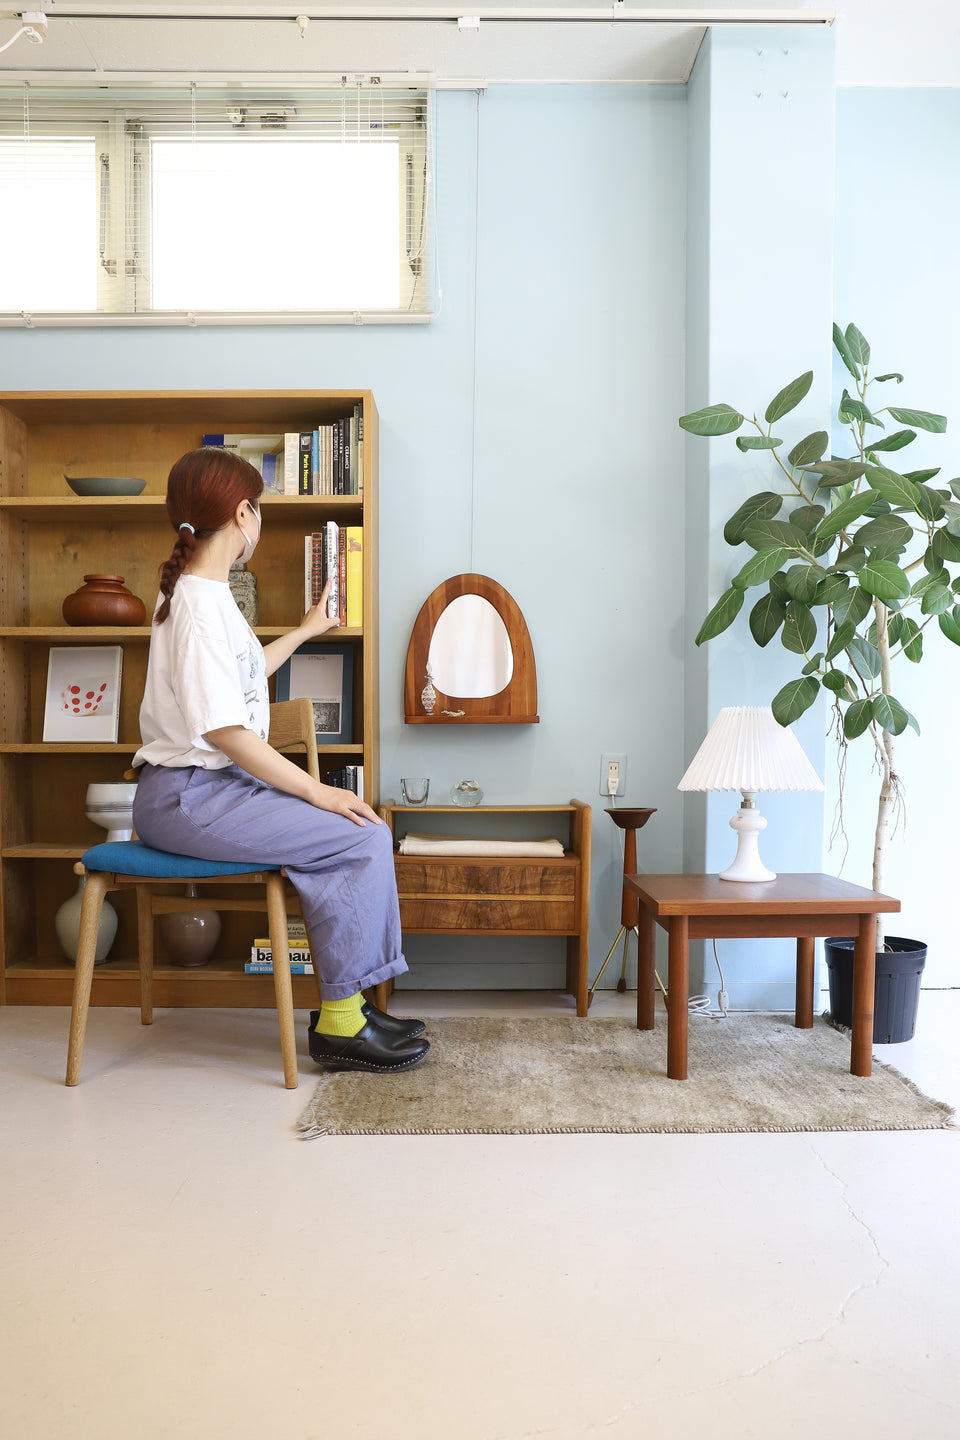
xmin=133 ymin=763 xmax=407 ymax=1000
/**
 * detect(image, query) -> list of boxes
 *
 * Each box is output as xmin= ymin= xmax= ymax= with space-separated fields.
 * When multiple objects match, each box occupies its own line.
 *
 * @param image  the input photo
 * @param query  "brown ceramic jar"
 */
xmin=62 ymin=574 xmax=147 ymax=626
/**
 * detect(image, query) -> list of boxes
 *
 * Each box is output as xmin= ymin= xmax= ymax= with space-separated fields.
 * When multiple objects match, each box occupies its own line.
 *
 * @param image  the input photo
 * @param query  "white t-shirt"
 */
xmin=134 ymin=574 xmax=270 ymax=770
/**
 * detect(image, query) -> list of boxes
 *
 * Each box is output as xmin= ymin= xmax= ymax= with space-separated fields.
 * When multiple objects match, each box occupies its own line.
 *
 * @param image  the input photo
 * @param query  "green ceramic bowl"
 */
xmin=65 ymin=475 xmax=146 ymax=497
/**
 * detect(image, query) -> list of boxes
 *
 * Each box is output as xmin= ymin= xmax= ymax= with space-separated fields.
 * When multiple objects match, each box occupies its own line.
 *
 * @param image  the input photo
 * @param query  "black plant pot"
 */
xmin=824 ymin=936 xmax=927 ymax=1045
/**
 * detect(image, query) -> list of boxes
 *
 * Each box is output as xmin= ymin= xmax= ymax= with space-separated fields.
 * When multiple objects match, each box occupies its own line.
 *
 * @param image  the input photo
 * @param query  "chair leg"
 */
xmin=136 ymin=885 xmax=154 ymax=1026
xmin=267 ymin=874 xmax=298 ymax=1089
xmin=66 ymin=872 xmax=111 ymax=1086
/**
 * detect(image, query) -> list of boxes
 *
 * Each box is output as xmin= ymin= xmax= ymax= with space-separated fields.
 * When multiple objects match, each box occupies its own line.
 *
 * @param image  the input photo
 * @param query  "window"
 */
xmin=0 ymin=82 xmax=435 ymax=325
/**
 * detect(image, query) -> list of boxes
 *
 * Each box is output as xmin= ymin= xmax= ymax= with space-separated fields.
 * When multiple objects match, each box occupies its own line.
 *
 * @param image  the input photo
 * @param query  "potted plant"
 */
xmin=679 ymin=322 xmax=960 ymax=1040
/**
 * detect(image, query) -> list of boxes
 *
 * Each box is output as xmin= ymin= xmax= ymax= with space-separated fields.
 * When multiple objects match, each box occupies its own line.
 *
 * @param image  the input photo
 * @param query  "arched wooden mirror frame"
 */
xmin=404 ymin=574 xmax=539 ymax=724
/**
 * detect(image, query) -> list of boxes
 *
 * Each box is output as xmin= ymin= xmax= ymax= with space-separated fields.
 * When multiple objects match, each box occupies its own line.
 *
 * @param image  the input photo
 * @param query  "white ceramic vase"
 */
xmin=55 ymin=877 xmax=118 ymax=965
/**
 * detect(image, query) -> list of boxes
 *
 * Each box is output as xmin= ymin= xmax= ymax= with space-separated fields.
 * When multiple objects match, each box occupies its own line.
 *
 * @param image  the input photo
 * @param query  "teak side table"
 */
xmin=624 ymin=873 xmax=900 ymax=1081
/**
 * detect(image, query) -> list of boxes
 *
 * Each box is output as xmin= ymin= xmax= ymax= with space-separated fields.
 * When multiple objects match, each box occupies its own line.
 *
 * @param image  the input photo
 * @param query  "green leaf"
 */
xmin=865 ymin=429 xmax=916 ymax=454
xmin=695 ymin=587 xmax=744 ymax=645
xmin=787 ymin=431 xmax=829 ymax=467
xmin=825 ymin=621 xmax=856 ymax=662
xmin=736 ymin=435 xmax=783 ymax=452
xmin=766 ymin=371 xmax=813 ymax=424
xmin=781 ymin=601 xmax=817 ymax=654
xmin=900 ymin=617 xmax=923 ymax=662
xmin=833 ymin=586 xmax=872 ymax=629
xmin=769 ymin=570 xmax=790 ymax=606
xmin=904 ymin=468 xmax=942 ymax=484
xmin=823 ymin=669 xmax=856 ymax=698
xmin=679 ymin=404 xmax=744 ymax=436
xmin=732 ymin=547 xmax=792 ymax=590
xmin=848 ymin=636 xmax=882 ymax=678
xmin=953 ymin=576 xmax=960 ymax=594
xmin=887 ymin=406 xmax=947 ymax=434
xmin=799 ymin=459 xmax=870 ymax=484
xmin=801 ymin=653 xmax=824 ymax=676
xmin=911 ymin=570 xmax=948 ymax=597
xmin=833 ymin=323 xmax=859 ymax=380
xmin=856 ymin=513 xmax=915 ymax=551
xmin=874 ymin=373 xmax=903 ymax=384
xmin=742 ymin=519 xmax=809 ymax=551
xmin=790 ymin=503 xmax=826 ymax=534
xmin=939 ymin=499 xmax=960 ymax=536
xmin=858 ymin=559 xmax=911 ymax=601
xmin=817 ymin=490 xmax=878 ymax=542
xmin=844 ymin=324 xmax=870 ymax=366
xmin=939 ymin=610 xmax=960 ymax=646
xmin=838 ymin=388 xmax=883 ymax=429
xmin=920 ymin=582 xmax=952 ymax=615
xmin=749 ymin=593 xmax=787 ymax=647
xmin=933 ymin=527 xmax=960 ymax=562
xmin=813 ymin=573 xmax=850 ymax=607
xmin=905 ymin=708 xmax=921 ymax=736
xmin=723 ymin=491 xmax=784 ymax=545
xmin=872 ymin=694 xmax=909 ymax=736
xmin=783 ymin=564 xmax=821 ymax=603
xmin=831 ymin=546 xmax=868 ymax=573
xmin=843 ymin=697 xmax=874 ymax=738
xmin=951 ymin=479 xmax=960 ymax=500
xmin=771 ymin=675 xmax=821 ymax=726
xmin=866 ymin=466 xmax=923 ymax=509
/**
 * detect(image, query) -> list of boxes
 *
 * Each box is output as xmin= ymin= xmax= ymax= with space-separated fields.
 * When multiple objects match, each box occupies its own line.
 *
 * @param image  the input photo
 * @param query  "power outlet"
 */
xmin=600 ymin=753 xmax=627 ymax=797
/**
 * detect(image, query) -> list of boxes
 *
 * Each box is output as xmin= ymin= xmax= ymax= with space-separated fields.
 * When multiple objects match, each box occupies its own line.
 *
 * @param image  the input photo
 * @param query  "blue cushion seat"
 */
xmin=81 ymin=840 xmax=281 ymax=879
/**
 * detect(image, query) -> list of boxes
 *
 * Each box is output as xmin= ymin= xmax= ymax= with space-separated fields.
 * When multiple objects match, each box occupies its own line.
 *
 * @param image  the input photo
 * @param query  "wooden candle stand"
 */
xmin=587 ymin=807 xmax=657 ymax=1006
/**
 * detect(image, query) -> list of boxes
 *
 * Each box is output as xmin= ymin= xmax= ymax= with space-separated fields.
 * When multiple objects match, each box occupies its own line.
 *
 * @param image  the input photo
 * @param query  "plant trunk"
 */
xmin=873 ymin=600 xmax=896 ymax=949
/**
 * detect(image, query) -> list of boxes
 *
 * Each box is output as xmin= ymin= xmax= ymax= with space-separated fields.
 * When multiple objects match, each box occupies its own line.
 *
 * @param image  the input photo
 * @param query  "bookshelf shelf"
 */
xmin=0 ymin=388 xmax=380 ymax=1009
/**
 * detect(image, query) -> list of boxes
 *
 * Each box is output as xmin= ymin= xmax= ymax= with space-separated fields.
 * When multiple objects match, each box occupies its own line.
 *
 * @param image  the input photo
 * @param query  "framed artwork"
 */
xmin=43 ymin=646 xmax=123 ymax=743
xmin=275 ymin=643 xmax=354 ymax=746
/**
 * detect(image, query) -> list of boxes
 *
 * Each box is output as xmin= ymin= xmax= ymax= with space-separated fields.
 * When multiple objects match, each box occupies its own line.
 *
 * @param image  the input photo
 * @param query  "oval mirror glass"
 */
xmin=427 ymin=595 xmax=514 ymax=699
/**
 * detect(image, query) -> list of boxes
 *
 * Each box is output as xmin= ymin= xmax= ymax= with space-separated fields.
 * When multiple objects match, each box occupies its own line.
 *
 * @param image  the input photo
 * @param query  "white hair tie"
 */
xmin=179 ymin=522 xmax=195 ymax=534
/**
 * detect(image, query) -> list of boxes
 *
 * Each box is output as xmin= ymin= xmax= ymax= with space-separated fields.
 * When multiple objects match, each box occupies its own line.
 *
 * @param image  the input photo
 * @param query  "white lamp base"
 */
xmin=719 ymin=795 xmax=777 ymax=883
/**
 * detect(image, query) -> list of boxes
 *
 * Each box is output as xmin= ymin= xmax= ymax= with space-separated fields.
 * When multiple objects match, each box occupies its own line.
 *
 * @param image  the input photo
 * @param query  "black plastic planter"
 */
xmin=824 ymin=936 xmax=927 ymax=1044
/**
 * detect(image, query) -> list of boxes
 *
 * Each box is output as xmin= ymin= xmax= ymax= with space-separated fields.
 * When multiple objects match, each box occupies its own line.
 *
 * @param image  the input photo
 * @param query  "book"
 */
xmin=202 ymin=434 xmax=283 ymax=490
xmin=283 ymin=433 xmax=299 ymax=495
xmin=345 ymin=527 xmax=363 ymax=629
xmin=245 ymin=962 xmax=315 ymax=975
xmin=311 ymin=429 xmax=320 ymax=495
xmin=356 ymin=405 xmax=364 ymax=497
xmin=338 ymin=525 xmax=347 ymax=627
xmin=342 ymin=414 xmax=351 ymax=496
xmin=298 ymin=431 xmax=312 ymax=496
xmin=261 ymin=452 xmax=280 ymax=493
xmin=324 ymin=521 xmax=340 ymax=620
xmin=250 ymin=944 xmax=312 ymax=964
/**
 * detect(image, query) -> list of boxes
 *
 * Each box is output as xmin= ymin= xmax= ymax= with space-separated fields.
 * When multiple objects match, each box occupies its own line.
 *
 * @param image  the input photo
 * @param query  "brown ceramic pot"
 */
xmin=62 ymin=574 xmax=147 ymax=626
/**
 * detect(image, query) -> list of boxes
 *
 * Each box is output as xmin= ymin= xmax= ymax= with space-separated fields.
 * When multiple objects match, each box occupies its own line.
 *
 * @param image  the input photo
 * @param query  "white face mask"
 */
xmin=237 ymin=504 xmax=261 ymax=565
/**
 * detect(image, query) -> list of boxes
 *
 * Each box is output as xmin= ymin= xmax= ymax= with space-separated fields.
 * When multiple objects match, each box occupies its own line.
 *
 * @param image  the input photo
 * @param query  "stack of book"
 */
xmin=324 ymin=765 xmax=364 ymax=801
xmin=244 ymin=915 xmax=314 ymax=975
xmin=202 ymin=406 xmax=363 ymax=497
xmin=304 ymin=523 xmax=363 ymax=626
xmin=285 ymin=406 xmax=364 ymax=496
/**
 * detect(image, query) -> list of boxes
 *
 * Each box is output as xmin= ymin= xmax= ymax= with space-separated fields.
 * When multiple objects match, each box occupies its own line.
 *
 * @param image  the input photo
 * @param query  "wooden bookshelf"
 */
xmin=0 ymin=389 xmax=379 ymax=1007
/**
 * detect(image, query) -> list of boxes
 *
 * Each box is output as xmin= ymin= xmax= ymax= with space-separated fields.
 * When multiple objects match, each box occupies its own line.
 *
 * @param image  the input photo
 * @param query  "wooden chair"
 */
xmin=65 ymin=698 xmax=319 ymax=1089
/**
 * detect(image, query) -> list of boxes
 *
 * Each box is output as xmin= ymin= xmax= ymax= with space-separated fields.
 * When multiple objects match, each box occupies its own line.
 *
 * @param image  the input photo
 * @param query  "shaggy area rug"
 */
xmin=296 ymin=1013 xmax=954 ymax=1137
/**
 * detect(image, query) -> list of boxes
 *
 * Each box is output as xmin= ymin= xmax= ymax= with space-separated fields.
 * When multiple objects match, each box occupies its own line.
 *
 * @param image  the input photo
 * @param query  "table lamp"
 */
xmin=678 ymin=706 xmax=824 ymax=882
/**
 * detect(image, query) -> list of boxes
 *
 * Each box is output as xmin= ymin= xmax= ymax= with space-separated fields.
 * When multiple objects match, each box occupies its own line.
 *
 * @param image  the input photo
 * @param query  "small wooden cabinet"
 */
xmin=378 ymin=802 xmax=592 ymax=1015
xmin=0 ymin=389 xmax=379 ymax=1008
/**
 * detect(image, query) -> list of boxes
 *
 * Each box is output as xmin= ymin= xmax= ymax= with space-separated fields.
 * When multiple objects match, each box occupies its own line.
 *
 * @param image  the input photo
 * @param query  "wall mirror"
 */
xmin=404 ymin=574 xmax=538 ymax=724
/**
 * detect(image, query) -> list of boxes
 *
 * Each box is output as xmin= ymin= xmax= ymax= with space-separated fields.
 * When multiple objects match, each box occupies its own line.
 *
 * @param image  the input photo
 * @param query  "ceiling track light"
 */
xmin=0 ymin=10 xmax=47 ymax=54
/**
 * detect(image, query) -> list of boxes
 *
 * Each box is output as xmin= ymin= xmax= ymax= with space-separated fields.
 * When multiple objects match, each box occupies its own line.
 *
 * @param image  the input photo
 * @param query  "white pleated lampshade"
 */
xmin=678 ymin=707 xmax=824 ymax=793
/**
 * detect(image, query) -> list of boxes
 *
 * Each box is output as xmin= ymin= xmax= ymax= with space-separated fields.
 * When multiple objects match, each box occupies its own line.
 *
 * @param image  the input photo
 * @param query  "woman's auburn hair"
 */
xmin=155 ymin=446 xmax=264 ymax=624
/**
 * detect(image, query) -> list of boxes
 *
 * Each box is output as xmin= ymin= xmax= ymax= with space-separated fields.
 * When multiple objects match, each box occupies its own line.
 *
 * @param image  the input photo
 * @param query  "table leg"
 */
xmin=637 ymin=906 xmax=656 ymax=1032
xmin=795 ymin=936 xmax=815 ymax=1029
xmin=667 ymin=915 xmax=689 ymax=1080
xmin=851 ymin=912 xmax=877 ymax=1077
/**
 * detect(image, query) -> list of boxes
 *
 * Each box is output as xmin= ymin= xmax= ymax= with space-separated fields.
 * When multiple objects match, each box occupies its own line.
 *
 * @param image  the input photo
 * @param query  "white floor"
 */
xmin=2 ymin=990 xmax=959 ymax=1440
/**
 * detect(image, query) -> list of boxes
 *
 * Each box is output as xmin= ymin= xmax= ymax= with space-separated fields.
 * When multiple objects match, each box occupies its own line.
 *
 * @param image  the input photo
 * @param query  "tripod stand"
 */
xmin=587 ymin=806 xmax=656 ymax=1006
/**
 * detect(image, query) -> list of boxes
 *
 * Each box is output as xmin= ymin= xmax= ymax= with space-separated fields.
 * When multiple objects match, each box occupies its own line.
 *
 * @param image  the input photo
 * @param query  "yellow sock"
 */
xmin=315 ymin=992 xmax=365 ymax=1038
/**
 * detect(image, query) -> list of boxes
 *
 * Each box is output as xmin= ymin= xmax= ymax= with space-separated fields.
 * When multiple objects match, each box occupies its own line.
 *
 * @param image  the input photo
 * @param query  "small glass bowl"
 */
xmin=450 ymin=779 xmax=483 ymax=807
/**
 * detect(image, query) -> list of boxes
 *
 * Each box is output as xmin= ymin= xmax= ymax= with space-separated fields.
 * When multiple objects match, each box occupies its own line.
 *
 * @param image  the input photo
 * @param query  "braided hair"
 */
xmin=155 ymin=447 xmax=263 ymax=624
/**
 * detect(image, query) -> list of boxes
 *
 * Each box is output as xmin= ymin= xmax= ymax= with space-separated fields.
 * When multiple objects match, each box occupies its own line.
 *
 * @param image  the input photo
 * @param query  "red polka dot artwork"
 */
xmin=44 ymin=648 xmax=122 ymax=744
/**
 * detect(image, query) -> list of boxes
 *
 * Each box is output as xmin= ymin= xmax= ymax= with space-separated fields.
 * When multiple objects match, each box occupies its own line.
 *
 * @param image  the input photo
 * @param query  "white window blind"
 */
xmin=0 ymin=81 xmax=435 ymax=326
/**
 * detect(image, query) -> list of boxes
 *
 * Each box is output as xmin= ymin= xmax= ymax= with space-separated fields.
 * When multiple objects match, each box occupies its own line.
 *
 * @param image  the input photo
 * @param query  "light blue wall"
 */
xmin=0 ymin=85 xmax=689 ymax=991
xmin=831 ymin=88 xmax=960 ymax=986
xmin=683 ymin=27 xmax=836 ymax=1007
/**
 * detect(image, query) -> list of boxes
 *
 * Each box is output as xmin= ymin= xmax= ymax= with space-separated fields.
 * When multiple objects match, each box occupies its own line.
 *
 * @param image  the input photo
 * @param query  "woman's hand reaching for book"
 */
xmin=300 ymin=577 xmax=340 ymax=640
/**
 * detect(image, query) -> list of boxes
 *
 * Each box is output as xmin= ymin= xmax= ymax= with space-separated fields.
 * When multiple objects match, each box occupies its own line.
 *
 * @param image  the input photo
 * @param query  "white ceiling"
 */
xmin=0 ymin=2 xmax=958 ymax=86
